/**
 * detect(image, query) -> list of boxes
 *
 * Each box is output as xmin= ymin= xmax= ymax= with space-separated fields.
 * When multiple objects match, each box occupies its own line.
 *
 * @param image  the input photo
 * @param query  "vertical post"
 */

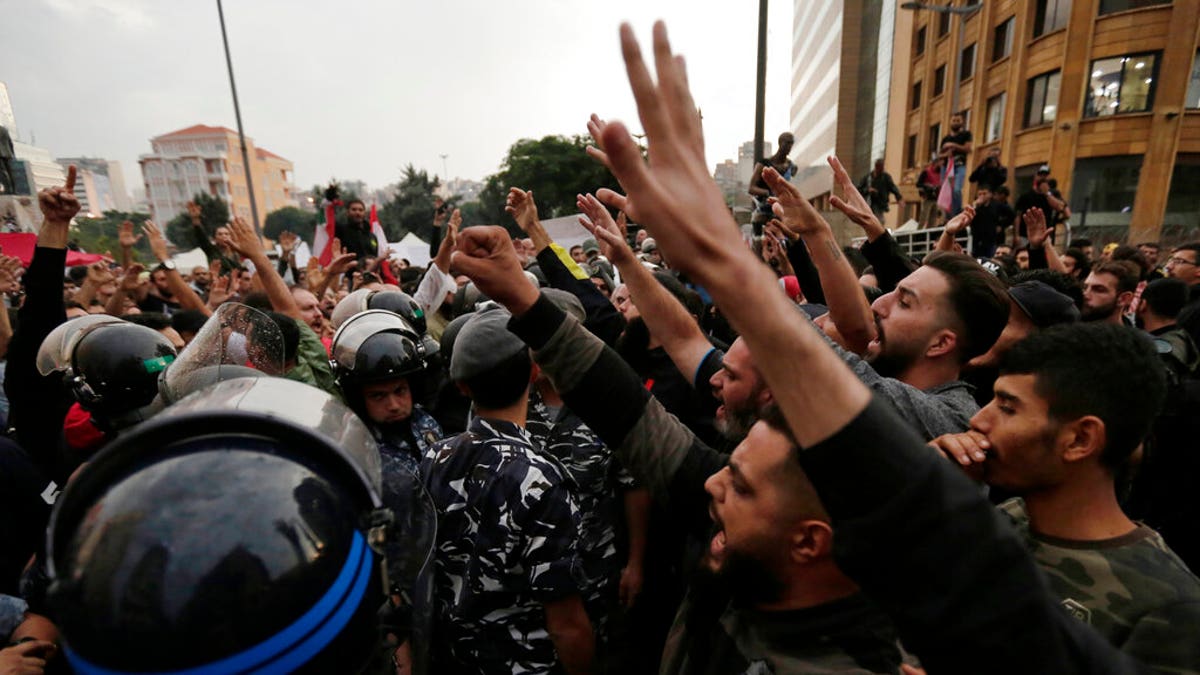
xmin=753 ymin=0 xmax=769 ymax=162
xmin=949 ymin=4 xmax=964 ymax=120
xmin=217 ymin=0 xmax=262 ymax=236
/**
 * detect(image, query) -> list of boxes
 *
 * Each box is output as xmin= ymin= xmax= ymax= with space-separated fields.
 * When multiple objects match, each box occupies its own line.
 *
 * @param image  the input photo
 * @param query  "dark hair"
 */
xmin=152 ymin=264 xmax=170 ymax=276
xmin=1173 ymin=242 xmax=1200 ymax=258
xmin=1137 ymin=242 xmax=1160 ymax=252
xmin=1072 ymin=238 xmax=1093 ymax=249
xmin=923 ymin=252 xmax=1011 ymax=363
xmin=843 ymin=247 xmax=870 ymax=276
xmin=653 ymin=271 xmax=704 ymax=321
xmin=1110 ymin=245 xmax=1148 ymax=275
xmin=265 ymin=311 xmax=300 ymax=364
xmin=346 ymin=199 xmax=366 ymax=209
xmin=1062 ymin=248 xmax=1088 ymax=268
xmin=1001 ymin=323 xmax=1165 ymax=471
xmin=461 ymin=350 xmax=532 ymax=409
xmin=995 ymin=185 xmax=1010 ymax=197
xmin=1011 ymin=269 xmax=1084 ymax=309
xmin=569 ymin=245 xmax=583 ymax=253
xmin=1091 ymin=261 xmax=1140 ymax=295
xmin=1140 ymin=278 xmax=1190 ymax=319
xmin=242 ymin=291 xmax=273 ymax=312
xmin=124 ymin=312 xmax=172 ymax=331
xmin=172 ymin=310 xmax=209 ymax=336
xmin=65 ymin=300 xmax=86 ymax=311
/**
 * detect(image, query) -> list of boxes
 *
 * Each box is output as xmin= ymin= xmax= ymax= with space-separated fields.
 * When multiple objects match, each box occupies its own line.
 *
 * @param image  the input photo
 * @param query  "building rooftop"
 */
xmin=255 ymin=147 xmax=286 ymax=161
xmin=153 ymin=124 xmax=238 ymax=140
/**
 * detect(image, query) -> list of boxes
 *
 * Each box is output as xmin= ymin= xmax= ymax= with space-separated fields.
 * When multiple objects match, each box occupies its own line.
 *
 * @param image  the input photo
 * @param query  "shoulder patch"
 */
xmin=1061 ymin=598 xmax=1092 ymax=624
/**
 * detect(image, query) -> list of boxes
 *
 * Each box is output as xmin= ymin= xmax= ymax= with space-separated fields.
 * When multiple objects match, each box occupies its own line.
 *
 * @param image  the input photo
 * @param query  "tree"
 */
xmin=478 ymin=135 xmax=625 ymax=232
xmin=165 ymin=192 xmax=230 ymax=249
xmin=263 ymin=206 xmax=318 ymax=246
xmin=378 ymin=165 xmax=454 ymax=243
xmin=72 ymin=210 xmax=154 ymax=260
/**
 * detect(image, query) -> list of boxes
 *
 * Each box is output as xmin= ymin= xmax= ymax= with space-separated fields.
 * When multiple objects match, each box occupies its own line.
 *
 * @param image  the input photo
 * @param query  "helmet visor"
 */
xmin=36 ymin=315 xmax=125 ymax=376
xmin=162 ymin=303 xmax=285 ymax=403
xmin=331 ymin=310 xmax=419 ymax=372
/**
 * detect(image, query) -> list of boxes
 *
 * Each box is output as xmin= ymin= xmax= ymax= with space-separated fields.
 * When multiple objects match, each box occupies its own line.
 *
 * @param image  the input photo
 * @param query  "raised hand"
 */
xmin=38 ymin=165 xmax=81 ymax=225
xmin=505 ymin=188 xmax=540 ymax=234
xmin=86 ymin=261 xmax=115 ymax=287
xmin=450 ymin=226 xmax=539 ymax=315
xmin=449 ymin=206 xmax=463 ymax=230
xmin=119 ymin=220 xmax=144 ymax=249
xmin=577 ymin=193 xmax=635 ymax=266
xmin=207 ymin=272 xmax=234 ymax=309
xmin=120 ymin=263 xmax=147 ymax=292
xmin=928 ymin=430 xmax=989 ymax=482
xmin=228 ymin=216 xmax=263 ymax=258
xmin=141 ymin=220 xmax=171 ymax=262
xmin=763 ymin=167 xmax=827 ymax=238
xmin=827 ymin=156 xmax=881 ymax=234
xmin=433 ymin=211 xmax=460 ymax=273
xmin=1023 ymin=207 xmax=1048 ymax=247
xmin=305 ymin=257 xmax=327 ymax=291
xmin=585 ymin=114 xmax=615 ymax=172
xmin=0 ymin=255 xmax=24 ymax=294
xmin=587 ymin=23 xmax=735 ymax=286
xmin=943 ymin=205 xmax=975 ymax=236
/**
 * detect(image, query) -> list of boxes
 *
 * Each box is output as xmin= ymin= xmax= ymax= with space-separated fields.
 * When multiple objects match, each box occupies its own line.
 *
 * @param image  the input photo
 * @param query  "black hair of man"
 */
xmin=1111 ymin=245 xmax=1149 ymax=275
xmin=65 ymin=300 xmax=85 ymax=311
xmin=1092 ymin=260 xmax=1141 ymax=295
xmin=346 ymin=198 xmax=366 ymax=210
xmin=264 ymin=311 xmax=301 ymax=365
xmin=124 ymin=312 xmax=172 ymax=331
xmin=1000 ymin=322 xmax=1166 ymax=471
xmin=461 ymin=349 xmax=533 ymax=409
xmin=844 ymin=247 xmax=870 ymax=276
xmin=1173 ymin=242 xmax=1200 ymax=257
xmin=242 ymin=291 xmax=273 ymax=312
xmin=1137 ymin=242 xmax=1161 ymax=252
xmin=995 ymin=185 xmax=1010 ymax=197
xmin=1141 ymin=278 xmax=1190 ymax=320
xmin=923 ymin=251 xmax=1011 ymax=363
xmin=1072 ymin=238 xmax=1093 ymax=250
xmin=171 ymin=310 xmax=209 ymax=336
xmin=653 ymin=270 xmax=704 ymax=321
xmin=1011 ymin=269 xmax=1084 ymax=309
xmin=1063 ymin=248 xmax=1088 ymax=267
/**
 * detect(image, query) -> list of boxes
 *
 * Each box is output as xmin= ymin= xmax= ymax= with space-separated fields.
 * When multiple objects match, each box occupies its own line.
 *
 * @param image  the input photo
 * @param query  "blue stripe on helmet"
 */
xmin=66 ymin=530 xmax=372 ymax=675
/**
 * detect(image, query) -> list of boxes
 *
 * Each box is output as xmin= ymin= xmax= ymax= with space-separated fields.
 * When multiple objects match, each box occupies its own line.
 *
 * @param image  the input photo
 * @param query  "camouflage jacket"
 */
xmin=526 ymin=391 xmax=636 ymax=607
xmin=420 ymin=416 xmax=583 ymax=674
xmin=1001 ymin=498 xmax=1200 ymax=673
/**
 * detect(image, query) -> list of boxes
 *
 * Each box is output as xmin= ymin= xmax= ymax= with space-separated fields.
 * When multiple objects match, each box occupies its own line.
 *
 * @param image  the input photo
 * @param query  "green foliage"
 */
xmin=263 ymin=206 xmax=318 ymax=245
xmin=165 ymin=192 xmax=230 ymax=249
xmin=456 ymin=201 xmax=488 ymax=227
xmin=378 ymin=165 xmax=454 ymax=243
xmin=71 ymin=210 xmax=153 ymax=260
xmin=478 ymin=135 xmax=625 ymax=232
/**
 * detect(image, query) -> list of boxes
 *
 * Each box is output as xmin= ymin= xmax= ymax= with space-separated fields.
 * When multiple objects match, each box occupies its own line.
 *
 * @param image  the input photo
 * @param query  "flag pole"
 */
xmin=216 ymin=0 xmax=262 ymax=237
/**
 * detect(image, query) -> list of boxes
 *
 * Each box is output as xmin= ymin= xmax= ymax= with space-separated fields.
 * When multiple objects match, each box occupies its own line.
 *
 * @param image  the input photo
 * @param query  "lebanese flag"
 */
xmin=370 ymin=203 xmax=399 ymax=286
xmin=936 ymin=158 xmax=955 ymax=214
xmin=314 ymin=200 xmax=339 ymax=266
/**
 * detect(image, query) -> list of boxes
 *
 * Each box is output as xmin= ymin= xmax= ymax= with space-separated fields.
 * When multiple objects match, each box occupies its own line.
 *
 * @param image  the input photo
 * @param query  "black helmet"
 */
xmin=332 ymin=289 xmax=439 ymax=358
xmin=331 ymin=310 xmax=429 ymax=392
xmin=46 ymin=377 xmax=433 ymax=675
xmin=37 ymin=316 xmax=177 ymax=425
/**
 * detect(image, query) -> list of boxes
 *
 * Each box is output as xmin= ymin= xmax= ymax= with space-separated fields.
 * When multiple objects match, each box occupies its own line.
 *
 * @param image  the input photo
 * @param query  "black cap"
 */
xmin=1008 ymin=281 xmax=1079 ymax=328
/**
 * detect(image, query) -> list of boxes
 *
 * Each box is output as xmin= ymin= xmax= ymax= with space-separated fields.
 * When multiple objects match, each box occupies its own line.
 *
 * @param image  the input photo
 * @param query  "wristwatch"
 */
xmin=161 ymin=259 xmax=177 ymax=271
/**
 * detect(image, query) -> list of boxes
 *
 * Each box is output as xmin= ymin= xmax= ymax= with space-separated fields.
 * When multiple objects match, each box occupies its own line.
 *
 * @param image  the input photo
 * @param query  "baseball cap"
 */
xmin=540 ymin=288 xmax=586 ymax=322
xmin=641 ymin=238 xmax=658 ymax=254
xmin=1037 ymin=164 xmax=1050 ymax=174
xmin=1008 ymin=281 xmax=1079 ymax=328
xmin=449 ymin=309 xmax=526 ymax=381
xmin=582 ymin=238 xmax=601 ymax=255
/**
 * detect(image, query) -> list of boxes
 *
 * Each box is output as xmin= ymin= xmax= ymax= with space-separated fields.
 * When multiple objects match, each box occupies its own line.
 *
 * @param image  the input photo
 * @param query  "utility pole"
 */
xmin=216 ymin=0 xmax=261 ymax=236
xmin=753 ymin=0 xmax=769 ymax=162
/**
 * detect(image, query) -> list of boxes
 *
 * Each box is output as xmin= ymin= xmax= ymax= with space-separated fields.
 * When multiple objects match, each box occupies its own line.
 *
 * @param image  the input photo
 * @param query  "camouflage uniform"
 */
xmin=526 ymin=392 xmax=637 ymax=624
xmin=373 ymin=405 xmax=443 ymax=480
xmin=1002 ymin=498 xmax=1200 ymax=673
xmin=420 ymin=416 xmax=583 ymax=674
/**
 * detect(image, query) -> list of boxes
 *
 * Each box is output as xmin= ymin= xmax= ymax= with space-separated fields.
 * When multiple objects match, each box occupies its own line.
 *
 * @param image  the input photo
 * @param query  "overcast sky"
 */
xmin=4 ymin=0 xmax=794 ymax=196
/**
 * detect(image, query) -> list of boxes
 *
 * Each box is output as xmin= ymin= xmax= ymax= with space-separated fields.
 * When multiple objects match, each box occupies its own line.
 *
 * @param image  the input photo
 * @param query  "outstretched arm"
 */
xmin=579 ymin=191 xmax=713 ymax=380
xmin=227 ymin=216 xmax=301 ymax=322
xmin=935 ymin=207 xmax=973 ymax=254
xmin=1023 ymin=208 xmax=1066 ymax=274
xmin=765 ymin=163 xmax=876 ymax=355
xmin=143 ymin=221 xmax=209 ymax=314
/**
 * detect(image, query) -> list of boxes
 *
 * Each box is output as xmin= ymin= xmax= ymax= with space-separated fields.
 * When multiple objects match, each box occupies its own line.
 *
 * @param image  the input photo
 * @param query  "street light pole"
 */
xmin=753 ymin=0 xmax=769 ymax=163
xmin=216 ymin=0 xmax=261 ymax=237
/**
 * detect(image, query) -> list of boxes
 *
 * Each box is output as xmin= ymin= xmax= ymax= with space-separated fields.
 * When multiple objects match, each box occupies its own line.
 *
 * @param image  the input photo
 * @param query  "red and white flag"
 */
xmin=313 ymin=201 xmax=390 ymax=265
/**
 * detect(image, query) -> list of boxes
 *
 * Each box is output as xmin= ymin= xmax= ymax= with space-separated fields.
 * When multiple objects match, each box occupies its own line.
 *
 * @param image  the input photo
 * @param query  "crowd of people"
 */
xmin=0 ymin=20 xmax=1198 ymax=675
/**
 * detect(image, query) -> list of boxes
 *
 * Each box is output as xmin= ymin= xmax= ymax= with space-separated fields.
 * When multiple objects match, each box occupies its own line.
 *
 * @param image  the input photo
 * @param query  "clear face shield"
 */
xmin=159 ymin=303 xmax=286 ymax=404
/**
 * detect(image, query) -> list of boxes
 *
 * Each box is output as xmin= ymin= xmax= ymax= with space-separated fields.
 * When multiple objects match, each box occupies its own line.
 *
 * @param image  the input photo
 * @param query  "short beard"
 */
xmin=1081 ymin=300 xmax=1118 ymax=322
xmin=694 ymin=542 xmax=785 ymax=608
xmin=715 ymin=401 xmax=759 ymax=442
xmin=868 ymin=347 xmax=917 ymax=379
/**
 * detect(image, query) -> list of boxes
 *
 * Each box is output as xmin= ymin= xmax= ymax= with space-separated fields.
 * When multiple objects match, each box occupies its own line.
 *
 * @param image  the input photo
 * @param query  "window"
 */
xmin=1084 ymin=53 xmax=1158 ymax=117
xmin=1070 ymin=156 xmax=1142 ymax=227
xmin=993 ymin=18 xmax=1014 ymax=61
xmin=906 ymin=134 xmax=919 ymax=168
xmin=1099 ymin=0 xmax=1169 ymax=14
xmin=986 ymin=93 xmax=1007 ymax=142
xmin=912 ymin=81 xmax=923 ymax=110
xmin=934 ymin=65 xmax=947 ymax=97
xmin=1025 ymin=71 xmax=1061 ymax=127
xmin=1187 ymin=52 xmax=1200 ymax=108
xmin=938 ymin=11 xmax=952 ymax=37
xmin=1034 ymin=0 xmax=1070 ymax=37
xmin=960 ymin=44 xmax=976 ymax=81
xmin=928 ymin=123 xmax=942 ymax=161
xmin=915 ymin=26 xmax=927 ymax=56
